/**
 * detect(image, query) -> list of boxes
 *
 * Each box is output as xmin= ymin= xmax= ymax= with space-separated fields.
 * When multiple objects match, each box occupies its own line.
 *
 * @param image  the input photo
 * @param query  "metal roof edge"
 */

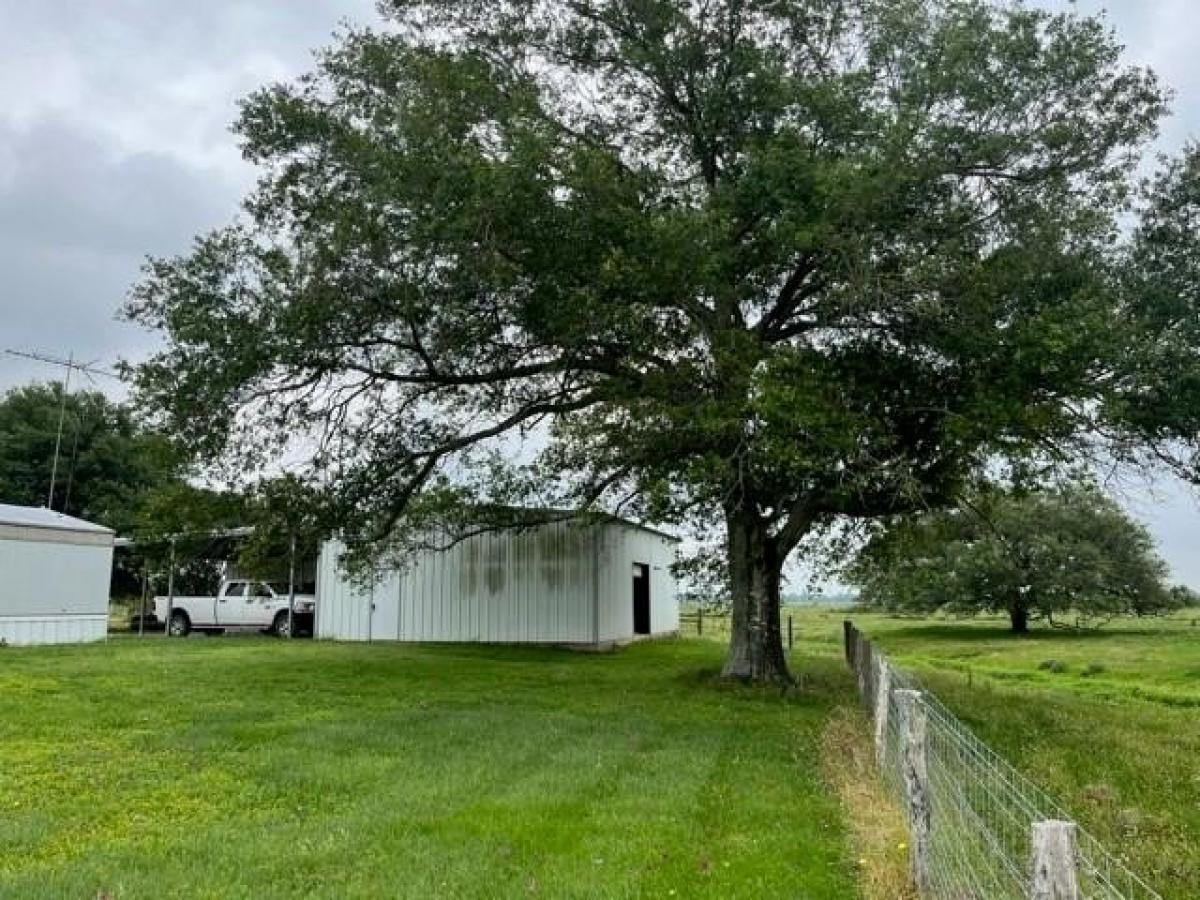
xmin=0 ymin=503 xmax=114 ymax=535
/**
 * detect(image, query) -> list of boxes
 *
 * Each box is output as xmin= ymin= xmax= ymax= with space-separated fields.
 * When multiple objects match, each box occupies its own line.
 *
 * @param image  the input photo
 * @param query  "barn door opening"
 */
xmin=632 ymin=563 xmax=651 ymax=635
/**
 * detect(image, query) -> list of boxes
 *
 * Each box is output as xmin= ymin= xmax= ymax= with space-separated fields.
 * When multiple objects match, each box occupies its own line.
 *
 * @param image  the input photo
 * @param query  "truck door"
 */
xmin=217 ymin=581 xmax=250 ymax=625
xmin=249 ymin=582 xmax=277 ymax=626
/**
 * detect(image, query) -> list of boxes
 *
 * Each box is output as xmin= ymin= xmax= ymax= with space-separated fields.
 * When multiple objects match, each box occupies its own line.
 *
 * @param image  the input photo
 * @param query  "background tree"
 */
xmin=125 ymin=0 xmax=1198 ymax=682
xmin=0 ymin=382 xmax=178 ymax=532
xmin=1170 ymin=585 xmax=1200 ymax=609
xmin=846 ymin=486 xmax=1181 ymax=633
xmin=119 ymin=477 xmax=326 ymax=602
xmin=237 ymin=475 xmax=329 ymax=584
xmin=126 ymin=482 xmax=252 ymax=597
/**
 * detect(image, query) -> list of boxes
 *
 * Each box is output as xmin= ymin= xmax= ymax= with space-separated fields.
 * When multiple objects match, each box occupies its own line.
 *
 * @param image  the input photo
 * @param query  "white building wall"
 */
xmin=317 ymin=520 xmax=678 ymax=645
xmin=0 ymin=538 xmax=112 ymax=646
xmin=594 ymin=524 xmax=679 ymax=643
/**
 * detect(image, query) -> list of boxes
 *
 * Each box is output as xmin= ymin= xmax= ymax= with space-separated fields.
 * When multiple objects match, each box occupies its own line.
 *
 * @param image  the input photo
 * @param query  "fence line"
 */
xmin=678 ymin=609 xmax=796 ymax=648
xmin=844 ymin=621 xmax=1161 ymax=900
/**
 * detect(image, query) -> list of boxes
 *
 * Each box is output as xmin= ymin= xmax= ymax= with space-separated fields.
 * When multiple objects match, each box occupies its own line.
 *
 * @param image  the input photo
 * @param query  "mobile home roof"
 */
xmin=0 ymin=504 xmax=114 ymax=535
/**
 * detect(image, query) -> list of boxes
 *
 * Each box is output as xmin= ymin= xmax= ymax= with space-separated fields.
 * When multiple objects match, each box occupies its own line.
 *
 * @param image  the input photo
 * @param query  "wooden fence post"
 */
xmin=856 ymin=632 xmax=871 ymax=704
xmin=697 ymin=609 xmax=703 ymax=637
xmin=843 ymin=620 xmax=854 ymax=666
xmin=896 ymin=689 xmax=931 ymax=893
xmin=787 ymin=615 xmax=793 ymax=651
xmin=874 ymin=655 xmax=891 ymax=767
xmin=1030 ymin=821 xmax=1080 ymax=900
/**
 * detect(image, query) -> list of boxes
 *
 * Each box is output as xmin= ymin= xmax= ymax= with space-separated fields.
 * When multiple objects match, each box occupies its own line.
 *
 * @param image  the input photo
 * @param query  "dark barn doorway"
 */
xmin=632 ymin=563 xmax=651 ymax=635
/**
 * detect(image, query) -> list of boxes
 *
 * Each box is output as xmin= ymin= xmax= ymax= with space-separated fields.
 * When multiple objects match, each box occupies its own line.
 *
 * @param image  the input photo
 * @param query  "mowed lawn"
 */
xmin=0 ymin=637 xmax=859 ymax=899
xmin=787 ymin=608 xmax=1200 ymax=899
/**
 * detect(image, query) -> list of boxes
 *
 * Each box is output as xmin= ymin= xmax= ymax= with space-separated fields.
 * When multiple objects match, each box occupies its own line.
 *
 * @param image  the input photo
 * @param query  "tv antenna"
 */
xmin=3 ymin=348 xmax=121 ymax=509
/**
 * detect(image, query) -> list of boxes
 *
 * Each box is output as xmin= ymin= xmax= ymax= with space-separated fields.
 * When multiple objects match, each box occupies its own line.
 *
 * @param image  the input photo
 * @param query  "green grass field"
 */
xmin=0 ymin=636 xmax=858 ymax=900
xmin=4 ymin=610 xmax=1194 ymax=898
xmin=789 ymin=607 xmax=1200 ymax=899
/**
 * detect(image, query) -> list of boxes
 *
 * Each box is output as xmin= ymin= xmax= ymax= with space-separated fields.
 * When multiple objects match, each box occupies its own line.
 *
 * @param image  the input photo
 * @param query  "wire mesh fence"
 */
xmin=845 ymin=621 xmax=1161 ymax=900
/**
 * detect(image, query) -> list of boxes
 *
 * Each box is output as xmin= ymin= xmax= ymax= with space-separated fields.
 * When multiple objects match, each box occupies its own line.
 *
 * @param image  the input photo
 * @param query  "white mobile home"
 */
xmin=316 ymin=516 xmax=678 ymax=646
xmin=0 ymin=504 xmax=114 ymax=645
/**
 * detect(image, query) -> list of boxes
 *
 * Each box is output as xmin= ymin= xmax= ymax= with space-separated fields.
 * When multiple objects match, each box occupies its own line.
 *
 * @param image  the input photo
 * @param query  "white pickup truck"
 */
xmin=153 ymin=579 xmax=315 ymax=637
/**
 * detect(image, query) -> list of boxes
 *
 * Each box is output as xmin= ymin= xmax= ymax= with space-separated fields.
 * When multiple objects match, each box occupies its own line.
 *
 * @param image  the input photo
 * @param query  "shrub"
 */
xmin=1038 ymin=659 xmax=1068 ymax=673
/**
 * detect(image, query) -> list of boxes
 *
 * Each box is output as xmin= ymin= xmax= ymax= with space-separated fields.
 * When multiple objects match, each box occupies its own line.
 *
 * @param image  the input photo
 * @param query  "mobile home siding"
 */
xmin=0 ymin=507 xmax=113 ymax=646
xmin=316 ymin=519 xmax=677 ymax=645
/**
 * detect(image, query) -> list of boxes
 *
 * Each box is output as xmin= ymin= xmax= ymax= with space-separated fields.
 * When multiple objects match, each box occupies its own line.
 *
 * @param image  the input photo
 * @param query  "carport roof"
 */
xmin=0 ymin=503 xmax=113 ymax=534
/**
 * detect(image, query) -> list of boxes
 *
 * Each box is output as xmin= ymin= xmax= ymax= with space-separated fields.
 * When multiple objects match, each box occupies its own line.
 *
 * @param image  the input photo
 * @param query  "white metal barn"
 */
xmin=0 ymin=504 xmax=114 ymax=645
xmin=316 ymin=517 xmax=678 ymax=646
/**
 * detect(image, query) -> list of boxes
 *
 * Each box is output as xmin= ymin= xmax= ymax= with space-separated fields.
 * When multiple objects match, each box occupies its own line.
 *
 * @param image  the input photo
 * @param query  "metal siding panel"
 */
xmin=0 ymin=536 xmax=110 ymax=645
xmin=398 ymin=558 xmax=411 ymax=640
xmin=317 ymin=521 xmax=668 ymax=646
xmin=427 ymin=547 xmax=435 ymax=640
xmin=599 ymin=525 xmax=626 ymax=641
xmin=412 ymin=552 xmax=426 ymax=640
xmin=540 ymin=525 xmax=555 ymax=641
xmin=651 ymin=536 xmax=679 ymax=634
xmin=447 ymin=540 xmax=456 ymax=639
xmin=316 ymin=542 xmax=337 ymax=638
xmin=549 ymin=527 xmax=559 ymax=641
xmin=494 ymin=531 xmax=505 ymax=641
xmin=315 ymin=540 xmax=383 ymax=642
xmin=493 ymin=532 xmax=505 ymax=641
xmin=0 ymin=615 xmax=106 ymax=646
xmin=511 ymin=528 xmax=526 ymax=641
xmin=444 ymin=540 xmax=454 ymax=639
xmin=508 ymin=530 xmax=521 ymax=642
xmin=438 ymin=544 xmax=447 ymax=640
xmin=518 ymin=529 xmax=531 ymax=642
xmin=484 ymin=532 xmax=496 ymax=642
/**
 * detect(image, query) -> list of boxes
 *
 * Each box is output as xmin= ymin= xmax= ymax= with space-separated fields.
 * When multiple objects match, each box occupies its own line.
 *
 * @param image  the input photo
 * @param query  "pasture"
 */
xmin=3 ymin=609 xmax=1194 ymax=898
xmin=0 ymin=636 xmax=857 ymax=899
xmin=790 ymin=608 xmax=1200 ymax=898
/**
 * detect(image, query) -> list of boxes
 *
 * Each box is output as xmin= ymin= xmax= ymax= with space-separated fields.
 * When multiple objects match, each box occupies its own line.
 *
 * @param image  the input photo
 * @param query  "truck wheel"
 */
xmin=273 ymin=611 xmax=292 ymax=638
xmin=168 ymin=611 xmax=191 ymax=637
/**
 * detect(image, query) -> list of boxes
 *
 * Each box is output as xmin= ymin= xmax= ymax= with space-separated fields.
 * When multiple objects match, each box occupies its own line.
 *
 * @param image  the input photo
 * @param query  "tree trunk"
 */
xmin=1010 ymin=603 xmax=1030 ymax=634
xmin=721 ymin=508 xmax=791 ymax=683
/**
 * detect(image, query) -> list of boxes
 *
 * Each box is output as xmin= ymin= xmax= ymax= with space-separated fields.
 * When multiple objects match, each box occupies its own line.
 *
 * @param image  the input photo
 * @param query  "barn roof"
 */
xmin=0 ymin=504 xmax=114 ymax=535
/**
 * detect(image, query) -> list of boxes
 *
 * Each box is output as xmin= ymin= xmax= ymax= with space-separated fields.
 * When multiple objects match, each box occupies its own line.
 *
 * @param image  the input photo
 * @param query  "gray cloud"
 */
xmin=0 ymin=0 xmax=375 ymax=388
xmin=0 ymin=118 xmax=234 ymax=255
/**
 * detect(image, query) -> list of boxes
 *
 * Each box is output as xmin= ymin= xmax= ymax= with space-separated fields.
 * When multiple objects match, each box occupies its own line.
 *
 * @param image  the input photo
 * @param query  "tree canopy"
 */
xmin=845 ymin=486 xmax=1181 ymax=632
xmin=0 ymin=382 xmax=179 ymax=532
xmin=125 ymin=0 xmax=1200 ymax=681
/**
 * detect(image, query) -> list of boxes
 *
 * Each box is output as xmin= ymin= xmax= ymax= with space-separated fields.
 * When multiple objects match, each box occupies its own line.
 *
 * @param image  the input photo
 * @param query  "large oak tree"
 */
xmin=127 ymin=0 xmax=1199 ymax=681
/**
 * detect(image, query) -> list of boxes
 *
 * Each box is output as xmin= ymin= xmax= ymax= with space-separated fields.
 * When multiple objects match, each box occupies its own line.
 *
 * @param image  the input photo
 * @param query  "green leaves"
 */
xmin=848 ymin=485 xmax=1181 ymax=628
xmin=1106 ymin=144 xmax=1200 ymax=470
xmin=0 ymin=383 xmax=180 ymax=534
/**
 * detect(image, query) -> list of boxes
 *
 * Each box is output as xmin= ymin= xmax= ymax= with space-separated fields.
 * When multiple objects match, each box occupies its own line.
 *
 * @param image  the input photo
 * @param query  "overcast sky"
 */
xmin=1 ymin=1 xmax=1198 ymax=584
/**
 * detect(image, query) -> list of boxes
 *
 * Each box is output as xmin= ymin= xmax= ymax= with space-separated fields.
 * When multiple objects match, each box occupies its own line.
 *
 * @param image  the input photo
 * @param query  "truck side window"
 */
xmin=224 ymin=583 xmax=246 ymax=597
xmin=253 ymin=583 xmax=273 ymax=598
